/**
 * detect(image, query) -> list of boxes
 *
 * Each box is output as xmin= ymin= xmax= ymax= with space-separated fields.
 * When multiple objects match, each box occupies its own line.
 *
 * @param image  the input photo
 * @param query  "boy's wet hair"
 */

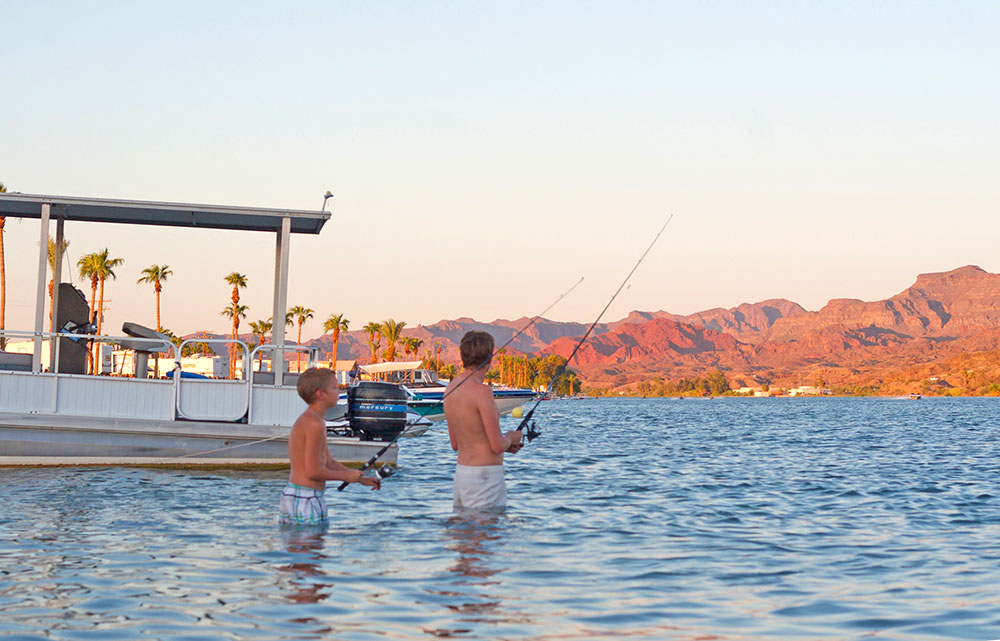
xmin=460 ymin=331 xmax=494 ymax=368
xmin=297 ymin=367 xmax=337 ymax=403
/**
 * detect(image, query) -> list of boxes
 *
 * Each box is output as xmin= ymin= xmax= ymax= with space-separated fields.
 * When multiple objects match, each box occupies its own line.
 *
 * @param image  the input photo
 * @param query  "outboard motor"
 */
xmin=347 ymin=381 xmax=408 ymax=442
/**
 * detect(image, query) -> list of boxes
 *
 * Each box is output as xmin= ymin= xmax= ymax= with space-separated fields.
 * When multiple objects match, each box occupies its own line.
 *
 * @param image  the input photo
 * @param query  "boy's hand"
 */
xmin=359 ymin=475 xmax=381 ymax=490
xmin=505 ymin=429 xmax=524 ymax=453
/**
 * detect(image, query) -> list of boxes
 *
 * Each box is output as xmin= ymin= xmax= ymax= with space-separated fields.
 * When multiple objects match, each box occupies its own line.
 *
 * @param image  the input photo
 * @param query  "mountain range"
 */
xmin=198 ymin=265 xmax=1000 ymax=394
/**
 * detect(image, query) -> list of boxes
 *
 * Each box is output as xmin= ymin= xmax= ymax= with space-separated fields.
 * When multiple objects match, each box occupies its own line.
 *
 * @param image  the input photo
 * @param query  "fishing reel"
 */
xmin=374 ymin=464 xmax=396 ymax=480
xmin=524 ymin=420 xmax=541 ymax=443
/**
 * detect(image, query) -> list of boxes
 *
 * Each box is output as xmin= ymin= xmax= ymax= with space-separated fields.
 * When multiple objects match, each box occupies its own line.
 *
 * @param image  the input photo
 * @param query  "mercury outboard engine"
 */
xmin=347 ymin=381 xmax=408 ymax=442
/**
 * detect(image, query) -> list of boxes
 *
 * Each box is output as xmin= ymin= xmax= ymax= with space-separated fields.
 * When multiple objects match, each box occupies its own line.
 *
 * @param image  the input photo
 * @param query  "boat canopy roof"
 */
xmin=0 ymin=193 xmax=329 ymax=234
xmin=360 ymin=360 xmax=425 ymax=374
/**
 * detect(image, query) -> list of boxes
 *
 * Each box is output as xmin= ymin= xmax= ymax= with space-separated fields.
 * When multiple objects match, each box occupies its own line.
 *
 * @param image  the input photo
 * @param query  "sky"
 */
xmin=1 ymin=2 xmax=998 ymax=339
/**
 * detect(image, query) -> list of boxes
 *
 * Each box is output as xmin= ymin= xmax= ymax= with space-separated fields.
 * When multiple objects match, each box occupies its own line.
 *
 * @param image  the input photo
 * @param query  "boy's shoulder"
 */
xmin=292 ymin=408 xmax=325 ymax=433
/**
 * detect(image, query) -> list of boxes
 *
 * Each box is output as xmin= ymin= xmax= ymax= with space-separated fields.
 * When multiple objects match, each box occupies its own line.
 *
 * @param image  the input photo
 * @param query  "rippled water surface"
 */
xmin=2 ymin=398 xmax=1000 ymax=640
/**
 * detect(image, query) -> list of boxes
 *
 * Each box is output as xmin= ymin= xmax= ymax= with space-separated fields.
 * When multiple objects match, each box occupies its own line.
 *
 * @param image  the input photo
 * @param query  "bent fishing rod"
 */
xmin=337 ymin=276 xmax=585 ymax=491
xmin=514 ymin=215 xmax=673 ymax=443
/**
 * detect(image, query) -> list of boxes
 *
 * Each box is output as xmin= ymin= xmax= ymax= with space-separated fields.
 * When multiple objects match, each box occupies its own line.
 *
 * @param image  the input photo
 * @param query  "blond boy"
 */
xmin=279 ymin=367 xmax=380 ymax=525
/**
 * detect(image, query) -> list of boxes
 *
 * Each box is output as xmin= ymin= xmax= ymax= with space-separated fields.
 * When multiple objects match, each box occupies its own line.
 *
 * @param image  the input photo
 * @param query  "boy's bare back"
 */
xmin=445 ymin=371 xmax=522 ymax=466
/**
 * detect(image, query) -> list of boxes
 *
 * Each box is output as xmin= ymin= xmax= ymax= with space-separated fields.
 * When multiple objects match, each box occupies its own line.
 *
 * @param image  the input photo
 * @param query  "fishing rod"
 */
xmin=418 ymin=276 xmax=585 ymax=411
xmin=337 ymin=276 xmax=585 ymax=492
xmin=513 ymin=215 xmax=673 ymax=443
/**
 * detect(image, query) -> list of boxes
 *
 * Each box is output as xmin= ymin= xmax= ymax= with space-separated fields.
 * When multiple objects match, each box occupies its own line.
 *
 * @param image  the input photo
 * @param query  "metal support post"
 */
xmin=272 ymin=216 xmax=291 ymax=386
xmin=32 ymin=203 xmax=51 ymax=373
xmin=49 ymin=215 xmax=65 ymax=372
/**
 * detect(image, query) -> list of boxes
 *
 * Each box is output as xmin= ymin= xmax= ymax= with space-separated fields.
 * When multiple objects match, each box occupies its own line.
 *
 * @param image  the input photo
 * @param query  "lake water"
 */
xmin=2 ymin=398 xmax=999 ymax=640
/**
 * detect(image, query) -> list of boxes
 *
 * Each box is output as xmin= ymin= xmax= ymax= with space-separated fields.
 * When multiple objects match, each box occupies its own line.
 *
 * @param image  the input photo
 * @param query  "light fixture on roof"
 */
xmin=322 ymin=191 xmax=334 ymax=212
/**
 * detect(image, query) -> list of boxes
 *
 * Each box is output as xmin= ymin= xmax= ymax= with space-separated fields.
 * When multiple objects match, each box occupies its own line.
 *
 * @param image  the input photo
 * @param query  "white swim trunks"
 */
xmin=279 ymin=483 xmax=328 ymax=525
xmin=453 ymin=464 xmax=507 ymax=509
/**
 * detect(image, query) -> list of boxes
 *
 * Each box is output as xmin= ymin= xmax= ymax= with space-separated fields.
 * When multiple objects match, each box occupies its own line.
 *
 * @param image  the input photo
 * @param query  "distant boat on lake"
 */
xmin=359 ymin=361 xmax=536 ymax=421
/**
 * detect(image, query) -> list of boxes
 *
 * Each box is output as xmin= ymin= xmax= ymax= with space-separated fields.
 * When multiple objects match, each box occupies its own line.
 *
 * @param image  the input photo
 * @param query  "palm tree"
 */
xmin=0 ymin=181 xmax=7 ymax=348
xmin=223 ymin=273 xmax=247 ymax=377
xmin=322 ymin=313 xmax=349 ymax=365
xmin=220 ymin=302 xmax=249 ymax=378
xmin=250 ymin=319 xmax=272 ymax=348
xmin=47 ymin=238 xmax=70 ymax=331
xmin=285 ymin=305 xmax=315 ymax=372
xmin=159 ymin=327 xmax=183 ymax=349
xmin=403 ymin=337 xmax=423 ymax=360
xmin=77 ymin=253 xmax=100 ymax=321
xmin=363 ymin=322 xmax=382 ymax=365
xmin=73 ymin=249 xmax=121 ymax=375
xmin=94 ymin=249 xmax=124 ymax=375
xmin=76 ymin=252 xmax=101 ymax=373
xmin=379 ymin=319 xmax=406 ymax=362
xmin=91 ymin=249 xmax=123 ymax=337
xmin=224 ymin=272 xmax=247 ymax=308
xmin=249 ymin=318 xmax=272 ymax=370
xmin=136 ymin=264 xmax=172 ymax=330
xmin=288 ymin=306 xmax=314 ymax=371
xmin=565 ymin=372 xmax=581 ymax=396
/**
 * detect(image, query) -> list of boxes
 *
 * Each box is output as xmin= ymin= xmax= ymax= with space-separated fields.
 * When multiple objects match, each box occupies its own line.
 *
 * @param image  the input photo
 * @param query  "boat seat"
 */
xmin=121 ymin=322 xmax=172 ymax=353
xmin=0 ymin=351 xmax=32 ymax=372
xmin=252 ymin=371 xmax=299 ymax=387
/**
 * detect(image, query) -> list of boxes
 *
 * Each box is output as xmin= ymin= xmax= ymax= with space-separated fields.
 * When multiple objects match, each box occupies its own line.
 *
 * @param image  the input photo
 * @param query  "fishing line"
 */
xmin=514 ymin=215 xmax=673 ymax=442
xmin=419 ymin=276 xmax=584 ymax=410
xmin=337 ymin=276 xmax=584 ymax=491
xmin=153 ymin=279 xmax=583 ymax=466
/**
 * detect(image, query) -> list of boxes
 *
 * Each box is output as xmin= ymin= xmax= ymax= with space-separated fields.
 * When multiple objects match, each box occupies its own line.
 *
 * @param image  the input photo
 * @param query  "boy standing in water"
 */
xmin=280 ymin=367 xmax=380 ymax=525
xmin=444 ymin=331 xmax=523 ymax=509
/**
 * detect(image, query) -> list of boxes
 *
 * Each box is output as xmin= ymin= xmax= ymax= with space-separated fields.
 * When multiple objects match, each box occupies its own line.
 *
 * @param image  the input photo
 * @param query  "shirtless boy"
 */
xmin=279 ymin=367 xmax=380 ymax=525
xmin=443 ymin=331 xmax=523 ymax=509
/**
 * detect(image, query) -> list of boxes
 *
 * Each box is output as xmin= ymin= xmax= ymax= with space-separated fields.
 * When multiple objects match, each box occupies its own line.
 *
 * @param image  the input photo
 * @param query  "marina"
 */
xmin=360 ymin=360 xmax=537 ymax=421
xmin=0 ymin=193 xmax=397 ymax=468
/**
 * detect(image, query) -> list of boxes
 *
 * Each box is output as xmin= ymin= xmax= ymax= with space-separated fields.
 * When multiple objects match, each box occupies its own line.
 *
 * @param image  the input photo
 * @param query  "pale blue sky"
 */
xmin=2 ymin=2 xmax=998 ymax=337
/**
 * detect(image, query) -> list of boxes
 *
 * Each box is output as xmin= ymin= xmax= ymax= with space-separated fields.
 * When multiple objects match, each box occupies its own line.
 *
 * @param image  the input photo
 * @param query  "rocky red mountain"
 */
xmin=543 ymin=265 xmax=1000 ymax=391
xmin=196 ymin=265 xmax=1000 ymax=393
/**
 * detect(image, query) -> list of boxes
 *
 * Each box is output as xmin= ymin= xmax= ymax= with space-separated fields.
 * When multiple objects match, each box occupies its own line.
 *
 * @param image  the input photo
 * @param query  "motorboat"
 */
xmin=327 ymin=407 xmax=433 ymax=438
xmin=359 ymin=361 xmax=537 ymax=422
xmin=0 ymin=193 xmax=396 ymax=468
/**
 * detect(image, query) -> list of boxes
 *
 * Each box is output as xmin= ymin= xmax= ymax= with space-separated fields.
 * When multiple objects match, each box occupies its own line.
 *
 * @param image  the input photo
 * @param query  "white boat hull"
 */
xmin=0 ymin=411 xmax=396 ymax=468
xmin=410 ymin=392 xmax=535 ymax=422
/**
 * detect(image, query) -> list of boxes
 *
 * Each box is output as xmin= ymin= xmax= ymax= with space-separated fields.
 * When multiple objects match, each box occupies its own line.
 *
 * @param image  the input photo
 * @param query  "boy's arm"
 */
xmin=478 ymin=388 xmax=521 ymax=454
xmin=321 ymin=427 xmax=381 ymax=490
xmin=303 ymin=420 xmax=363 ymax=484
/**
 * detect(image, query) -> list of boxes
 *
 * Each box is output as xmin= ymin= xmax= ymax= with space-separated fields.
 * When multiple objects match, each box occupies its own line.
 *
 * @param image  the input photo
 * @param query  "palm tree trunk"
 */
xmin=155 ymin=286 xmax=161 ymax=330
xmin=86 ymin=279 xmax=97 ymax=374
xmin=296 ymin=323 xmax=303 ymax=372
xmin=96 ymin=277 xmax=106 ymax=375
xmin=231 ymin=318 xmax=238 ymax=379
xmin=97 ymin=278 xmax=105 ymax=335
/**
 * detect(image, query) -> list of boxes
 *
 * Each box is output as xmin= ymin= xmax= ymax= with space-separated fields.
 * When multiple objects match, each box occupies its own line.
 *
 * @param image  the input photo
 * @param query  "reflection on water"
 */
xmin=438 ymin=510 xmax=507 ymax=631
xmin=278 ymin=525 xmax=330 ymax=606
xmin=2 ymin=398 xmax=1000 ymax=640
xmin=445 ymin=510 xmax=505 ymax=581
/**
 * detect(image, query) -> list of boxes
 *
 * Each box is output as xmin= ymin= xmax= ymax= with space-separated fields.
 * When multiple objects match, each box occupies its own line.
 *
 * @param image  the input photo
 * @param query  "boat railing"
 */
xmin=0 ymin=328 xmax=176 ymax=375
xmin=247 ymin=343 xmax=320 ymax=384
xmin=246 ymin=343 xmax=320 ymax=425
xmin=174 ymin=338 xmax=252 ymax=421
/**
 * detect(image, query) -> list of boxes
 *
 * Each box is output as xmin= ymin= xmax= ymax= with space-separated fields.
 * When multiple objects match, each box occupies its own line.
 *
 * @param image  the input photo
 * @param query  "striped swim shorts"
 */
xmin=279 ymin=483 xmax=328 ymax=525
